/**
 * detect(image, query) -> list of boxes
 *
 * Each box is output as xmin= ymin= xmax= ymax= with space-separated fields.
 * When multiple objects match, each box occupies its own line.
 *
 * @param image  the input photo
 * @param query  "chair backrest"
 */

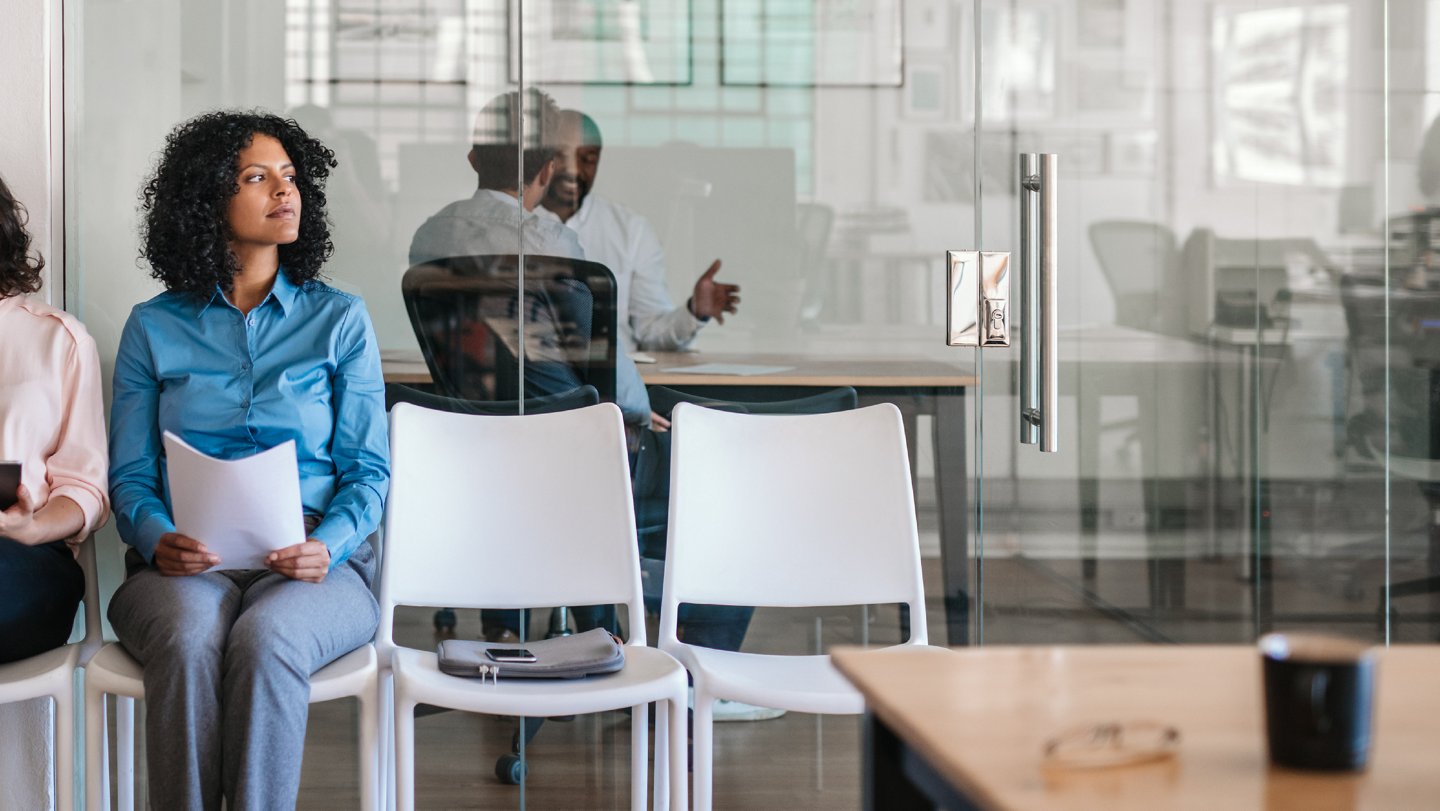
xmin=401 ymin=254 xmax=619 ymax=404
xmin=1088 ymin=220 xmax=1181 ymax=334
xmin=796 ymin=202 xmax=835 ymax=321
xmin=384 ymin=383 xmax=599 ymax=416
xmin=646 ymin=385 xmax=857 ymax=419
xmin=378 ymin=402 xmax=645 ymax=653
xmin=659 ymin=403 xmax=926 ymax=646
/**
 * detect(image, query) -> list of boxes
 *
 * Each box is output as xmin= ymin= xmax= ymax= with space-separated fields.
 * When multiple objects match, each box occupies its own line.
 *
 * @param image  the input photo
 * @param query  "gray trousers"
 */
xmin=108 ymin=542 xmax=378 ymax=811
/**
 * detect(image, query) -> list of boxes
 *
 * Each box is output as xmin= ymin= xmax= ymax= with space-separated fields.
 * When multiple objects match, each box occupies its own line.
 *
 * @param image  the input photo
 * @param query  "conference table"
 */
xmin=833 ymin=644 xmax=1440 ymax=810
xmin=383 ymin=338 xmax=980 ymax=643
xmin=382 ymin=323 xmax=1223 ymax=645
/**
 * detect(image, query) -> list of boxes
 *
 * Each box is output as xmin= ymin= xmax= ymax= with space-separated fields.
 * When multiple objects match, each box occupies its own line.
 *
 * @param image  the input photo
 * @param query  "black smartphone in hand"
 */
xmin=0 ymin=462 xmax=20 ymax=511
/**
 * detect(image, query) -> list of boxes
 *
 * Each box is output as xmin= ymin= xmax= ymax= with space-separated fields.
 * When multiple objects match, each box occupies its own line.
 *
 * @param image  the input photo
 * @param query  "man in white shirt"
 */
xmin=535 ymin=112 xmax=785 ymax=723
xmin=409 ymin=90 xmax=651 ymax=428
xmin=540 ymin=110 xmax=741 ymax=355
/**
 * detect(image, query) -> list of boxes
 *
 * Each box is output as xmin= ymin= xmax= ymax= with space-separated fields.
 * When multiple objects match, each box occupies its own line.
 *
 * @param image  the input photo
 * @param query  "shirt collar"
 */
xmin=196 ymin=268 xmax=300 ymax=318
xmin=476 ymin=188 xmax=525 ymax=209
xmin=570 ymin=194 xmax=596 ymax=229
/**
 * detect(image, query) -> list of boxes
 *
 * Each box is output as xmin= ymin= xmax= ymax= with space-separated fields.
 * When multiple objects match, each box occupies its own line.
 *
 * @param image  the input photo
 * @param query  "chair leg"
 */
xmin=692 ymin=690 xmax=715 ymax=811
xmin=668 ymin=695 xmax=688 ymax=811
xmin=84 ymin=686 xmax=105 ymax=811
xmin=630 ymin=702 xmax=649 ymax=811
xmin=56 ymin=692 xmax=74 ymax=811
xmin=379 ymin=673 xmax=396 ymax=811
xmin=358 ymin=685 xmax=379 ymax=811
xmin=117 ymin=697 xmax=135 ymax=811
xmin=394 ymin=694 xmax=416 ymax=811
xmin=653 ymin=701 xmax=669 ymax=811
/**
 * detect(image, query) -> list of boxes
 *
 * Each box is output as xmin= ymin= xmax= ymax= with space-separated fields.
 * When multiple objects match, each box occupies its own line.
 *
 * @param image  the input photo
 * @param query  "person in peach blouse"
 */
xmin=0 ymin=173 xmax=109 ymax=665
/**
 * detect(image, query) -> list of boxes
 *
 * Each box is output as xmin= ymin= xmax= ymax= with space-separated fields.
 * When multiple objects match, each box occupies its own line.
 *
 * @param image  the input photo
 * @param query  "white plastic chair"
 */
xmin=658 ymin=403 xmax=930 ymax=811
xmin=0 ymin=535 xmax=101 ymax=811
xmin=381 ymin=402 xmax=687 ymax=811
xmin=83 ymin=581 xmax=381 ymax=810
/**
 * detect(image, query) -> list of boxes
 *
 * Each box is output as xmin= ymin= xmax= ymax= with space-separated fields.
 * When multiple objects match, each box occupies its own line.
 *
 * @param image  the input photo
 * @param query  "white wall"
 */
xmin=0 ymin=0 xmax=58 ymax=299
xmin=0 ymin=3 xmax=63 ymax=805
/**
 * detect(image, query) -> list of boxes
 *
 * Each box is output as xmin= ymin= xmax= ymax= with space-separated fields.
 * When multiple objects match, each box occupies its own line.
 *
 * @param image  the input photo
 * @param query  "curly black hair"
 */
xmin=0 ymin=173 xmax=45 ymax=298
xmin=140 ymin=110 xmax=336 ymax=295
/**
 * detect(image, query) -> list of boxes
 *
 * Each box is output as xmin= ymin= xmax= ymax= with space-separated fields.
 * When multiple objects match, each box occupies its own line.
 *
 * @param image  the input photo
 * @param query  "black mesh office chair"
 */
xmin=401 ymin=254 xmax=618 ymax=405
xmin=1339 ymin=213 xmax=1440 ymax=634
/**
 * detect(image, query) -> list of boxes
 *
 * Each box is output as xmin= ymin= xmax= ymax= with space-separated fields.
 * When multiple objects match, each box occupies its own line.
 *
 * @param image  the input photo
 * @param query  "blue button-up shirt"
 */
xmin=109 ymin=271 xmax=390 ymax=567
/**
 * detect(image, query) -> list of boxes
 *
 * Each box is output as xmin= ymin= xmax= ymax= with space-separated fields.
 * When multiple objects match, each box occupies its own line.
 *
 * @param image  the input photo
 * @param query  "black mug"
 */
xmin=1259 ymin=633 xmax=1376 ymax=772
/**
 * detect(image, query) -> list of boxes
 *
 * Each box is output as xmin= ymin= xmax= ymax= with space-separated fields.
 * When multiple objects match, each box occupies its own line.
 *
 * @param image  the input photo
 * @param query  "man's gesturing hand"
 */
xmin=689 ymin=260 xmax=740 ymax=324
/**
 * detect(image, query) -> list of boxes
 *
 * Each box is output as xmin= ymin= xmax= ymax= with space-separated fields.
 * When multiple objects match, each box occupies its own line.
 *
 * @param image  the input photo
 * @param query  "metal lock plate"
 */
xmin=946 ymin=250 xmax=1011 ymax=348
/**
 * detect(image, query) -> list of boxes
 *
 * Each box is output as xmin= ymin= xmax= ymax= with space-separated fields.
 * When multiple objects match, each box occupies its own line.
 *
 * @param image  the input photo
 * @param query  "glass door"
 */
xmin=66 ymin=0 xmax=1440 ymax=807
xmin=973 ymin=0 xmax=1429 ymax=648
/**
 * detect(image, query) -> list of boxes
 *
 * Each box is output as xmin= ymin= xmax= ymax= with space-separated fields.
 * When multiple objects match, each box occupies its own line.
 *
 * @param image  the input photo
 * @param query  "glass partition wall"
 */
xmin=66 ymin=0 xmax=1439 ymax=808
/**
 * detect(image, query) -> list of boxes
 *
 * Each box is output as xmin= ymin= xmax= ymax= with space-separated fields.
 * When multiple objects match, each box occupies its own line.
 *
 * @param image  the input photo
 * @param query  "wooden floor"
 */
xmin=280 ymin=545 xmax=1436 ymax=810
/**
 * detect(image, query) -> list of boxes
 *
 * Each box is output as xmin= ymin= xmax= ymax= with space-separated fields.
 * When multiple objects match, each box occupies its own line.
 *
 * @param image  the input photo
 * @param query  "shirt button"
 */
xmin=241 ymin=399 xmax=251 ymax=408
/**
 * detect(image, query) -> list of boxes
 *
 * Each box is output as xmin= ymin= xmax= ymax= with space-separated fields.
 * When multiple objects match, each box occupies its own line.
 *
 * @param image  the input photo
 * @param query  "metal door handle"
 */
xmin=1020 ymin=153 xmax=1058 ymax=452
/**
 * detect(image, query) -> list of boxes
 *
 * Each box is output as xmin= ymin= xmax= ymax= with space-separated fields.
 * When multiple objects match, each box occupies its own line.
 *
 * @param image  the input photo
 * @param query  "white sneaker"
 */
xmin=689 ymin=688 xmax=787 ymax=722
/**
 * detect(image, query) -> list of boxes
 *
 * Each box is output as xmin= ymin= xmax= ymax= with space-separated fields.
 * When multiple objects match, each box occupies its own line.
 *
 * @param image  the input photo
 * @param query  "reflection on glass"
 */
xmin=65 ymin=0 xmax=1440 ymax=805
xmin=1211 ymin=4 xmax=1349 ymax=186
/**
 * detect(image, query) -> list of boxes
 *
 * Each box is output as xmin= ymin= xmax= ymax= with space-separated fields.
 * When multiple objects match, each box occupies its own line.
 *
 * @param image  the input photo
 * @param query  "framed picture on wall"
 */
xmin=508 ymin=0 xmax=694 ymax=86
xmin=721 ymin=0 xmax=903 ymax=87
xmin=902 ymin=62 xmax=948 ymax=120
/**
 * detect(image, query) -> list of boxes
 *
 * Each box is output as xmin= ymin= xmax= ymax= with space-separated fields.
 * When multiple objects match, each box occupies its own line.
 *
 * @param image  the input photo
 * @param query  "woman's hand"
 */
xmin=0 ymin=485 xmax=40 ymax=544
xmin=155 ymin=532 xmax=220 ymax=576
xmin=266 ymin=540 xmax=330 ymax=583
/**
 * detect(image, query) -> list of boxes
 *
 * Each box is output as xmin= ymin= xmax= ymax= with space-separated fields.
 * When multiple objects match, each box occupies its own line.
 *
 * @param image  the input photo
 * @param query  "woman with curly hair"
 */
xmin=0 ymin=172 xmax=109 ymax=664
xmin=106 ymin=111 xmax=389 ymax=809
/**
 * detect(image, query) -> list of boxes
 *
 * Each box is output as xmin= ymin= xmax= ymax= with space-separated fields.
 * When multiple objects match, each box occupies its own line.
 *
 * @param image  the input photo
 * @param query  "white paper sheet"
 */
xmin=163 ymin=432 xmax=305 ymax=571
xmin=659 ymin=363 xmax=794 ymax=376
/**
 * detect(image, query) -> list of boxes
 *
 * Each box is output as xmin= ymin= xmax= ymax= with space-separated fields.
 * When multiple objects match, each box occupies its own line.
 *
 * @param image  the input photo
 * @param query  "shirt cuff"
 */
xmin=134 ymin=512 xmax=176 ymax=564
xmin=47 ymin=486 xmax=106 ymax=540
xmin=309 ymin=519 xmax=355 ymax=568
xmin=684 ymin=298 xmax=711 ymax=325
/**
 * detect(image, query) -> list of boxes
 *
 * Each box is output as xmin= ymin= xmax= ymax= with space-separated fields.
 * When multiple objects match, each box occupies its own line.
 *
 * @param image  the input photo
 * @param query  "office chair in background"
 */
xmin=1088 ymin=220 xmax=1184 ymax=337
xmin=401 ymin=254 xmax=618 ymax=405
xmin=1339 ymin=219 xmax=1440 ymax=634
xmin=796 ymin=202 xmax=835 ymax=326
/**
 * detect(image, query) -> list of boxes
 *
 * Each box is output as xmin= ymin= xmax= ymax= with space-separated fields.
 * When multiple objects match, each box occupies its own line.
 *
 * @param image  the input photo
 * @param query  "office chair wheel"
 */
xmin=496 ymin=753 xmax=527 ymax=785
xmin=433 ymin=608 xmax=457 ymax=632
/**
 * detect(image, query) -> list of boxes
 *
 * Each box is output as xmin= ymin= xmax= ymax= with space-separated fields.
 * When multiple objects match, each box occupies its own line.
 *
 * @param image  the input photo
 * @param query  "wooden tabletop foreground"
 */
xmin=832 ymin=645 xmax=1440 ymax=811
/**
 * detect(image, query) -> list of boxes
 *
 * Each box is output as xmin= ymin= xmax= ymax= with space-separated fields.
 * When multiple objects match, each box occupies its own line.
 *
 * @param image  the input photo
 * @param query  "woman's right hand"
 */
xmin=154 ymin=532 xmax=219 ymax=576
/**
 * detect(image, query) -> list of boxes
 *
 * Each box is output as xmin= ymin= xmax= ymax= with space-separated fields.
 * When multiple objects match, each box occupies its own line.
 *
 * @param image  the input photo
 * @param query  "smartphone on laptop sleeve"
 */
xmin=0 ymin=462 xmax=20 ymax=511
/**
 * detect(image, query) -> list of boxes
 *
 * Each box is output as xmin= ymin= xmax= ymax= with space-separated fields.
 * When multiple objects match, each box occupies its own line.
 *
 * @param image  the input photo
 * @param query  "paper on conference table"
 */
xmin=163 ymin=432 xmax=305 ymax=571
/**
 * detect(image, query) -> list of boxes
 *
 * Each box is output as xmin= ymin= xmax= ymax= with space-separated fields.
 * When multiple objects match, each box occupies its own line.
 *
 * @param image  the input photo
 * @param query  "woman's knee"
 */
xmin=224 ymin=610 xmax=307 ymax=673
xmin=109 ymin=576 xmax=233 ymax=664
